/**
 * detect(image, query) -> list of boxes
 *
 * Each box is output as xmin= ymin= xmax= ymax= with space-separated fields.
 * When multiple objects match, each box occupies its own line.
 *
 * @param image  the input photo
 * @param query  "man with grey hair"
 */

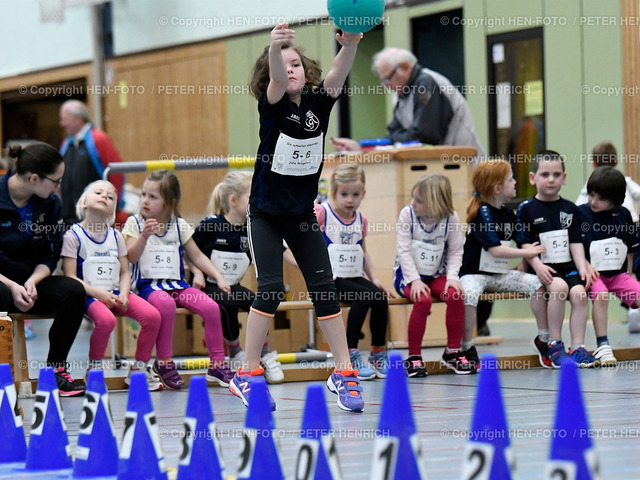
xmin=59 ymin=99 xmax=124 ymax=225
xmin=331 ymin=47 xmax=486 ymax=157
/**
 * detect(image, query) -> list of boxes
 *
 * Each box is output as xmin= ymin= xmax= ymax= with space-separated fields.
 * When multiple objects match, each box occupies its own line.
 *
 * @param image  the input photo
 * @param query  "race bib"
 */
xmin=210 ymin=250 xmax=251 ymax=285
xmin=271 ymin=133 xmax=323 ymax=176
xmin=590 ymin=238 xmax=627 ymax=271
xmin=411 ymin=240 xmax=445 ymax=276
xmin=139 ymin=244 xmax=180 ymax=280
xmin=328 ymin=244 xmax=364 ymax=278
xmin=83 ymin=256 xmax=120 ymax=291
xmin=539 ymin=229 xmax=571 ymax=263
xmin=479 ymin=240 xmax=511 ymax=274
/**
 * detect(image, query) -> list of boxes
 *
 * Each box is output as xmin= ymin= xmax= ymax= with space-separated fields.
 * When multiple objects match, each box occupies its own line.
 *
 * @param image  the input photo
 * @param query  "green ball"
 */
xmin=328 ymin=0 xmax=385 ymax=33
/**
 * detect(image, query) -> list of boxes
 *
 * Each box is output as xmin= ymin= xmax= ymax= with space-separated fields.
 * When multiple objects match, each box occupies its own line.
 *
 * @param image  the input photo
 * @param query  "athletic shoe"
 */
xmin=404 ymin=355 xmax=427 ymax=378
xmin=593 ymin=344 xmax=617 ymax=366
xmin=23 ymin=324 xmax=36 ymax=340
xmin=532 ymin=336 xmax=552 ymax=368
xmin=206 ymin=363 xmax=234 ymax=387
xmin=326 ymin=369 xmax=364 ymax=412
xmin=441 ymin=350 xmax=476 ymax=375
xmin=153 ymin=360 xmax=185 ymax=390
xmin=54 ymin=366 xmax=85 ymax=397
xmin=229 ymin=349 xmax=246 ymax=372
xmin=629 ymin=308 xmax=640 ymax=333
xmin=350 ymin=350 xmax=376 ymax=380
xmin=547 ymin=341 xmax=568 ymax=369
xmin=260 ymin=351 xmax=285 ymax=384
xmin=368 ymin=350 xmax=389 ymax=378
xmin=462 ymin=346 xmax=480 ymax=370
xmin=229 ymin=367 xmax=276 ymax=411
xmin=126 ymin=365 xmax=163 ymax=392
xmin=569 ymin=346 xmax=600 ymax=368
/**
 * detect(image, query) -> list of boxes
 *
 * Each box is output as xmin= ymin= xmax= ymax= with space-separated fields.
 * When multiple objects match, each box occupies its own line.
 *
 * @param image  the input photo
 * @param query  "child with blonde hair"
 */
xmin=122 ymin=170 xmax=233 ymax=389
xmin=459 ymin=160 xmax=547 ymax=367
xmin=62 ymin=180 xmax=163 ymax=389
xmin=190 ymin=170 xmax=284 ymax=383
xmin=394 ymin=174 xmax=473 ymax=375
xmin=315 ymin=163 xmax=392 ymax=380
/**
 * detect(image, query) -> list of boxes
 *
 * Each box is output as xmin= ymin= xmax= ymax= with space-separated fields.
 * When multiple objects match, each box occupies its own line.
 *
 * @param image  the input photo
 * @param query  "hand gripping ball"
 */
xmin=328 ymin=0 xmax=385 ymax=33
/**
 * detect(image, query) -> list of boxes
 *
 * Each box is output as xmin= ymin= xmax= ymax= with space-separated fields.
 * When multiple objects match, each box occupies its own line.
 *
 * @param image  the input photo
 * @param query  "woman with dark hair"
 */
xmin=0 ymin=142 xmax=86 ymax=396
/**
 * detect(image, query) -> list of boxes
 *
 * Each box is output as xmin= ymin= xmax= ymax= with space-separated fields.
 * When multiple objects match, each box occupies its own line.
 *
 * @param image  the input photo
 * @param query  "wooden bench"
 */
xmin=5 ymin=292 xmax=528 ymax=392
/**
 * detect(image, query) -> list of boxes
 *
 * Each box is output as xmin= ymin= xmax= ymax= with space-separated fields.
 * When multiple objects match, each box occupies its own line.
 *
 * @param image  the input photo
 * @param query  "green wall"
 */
xmin=225 ymin=1 xmax=627 ymax=321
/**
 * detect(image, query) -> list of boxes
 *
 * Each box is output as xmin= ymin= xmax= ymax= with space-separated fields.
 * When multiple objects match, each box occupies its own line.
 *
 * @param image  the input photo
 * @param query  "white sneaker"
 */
xmin=593 ymin=344 xmax=617 ymax=366
xmin=126 ymin=365 xmax=163 ymax=391
xmin=629 ymin=308 xmax=640 ymax=333
xmin=260 ymin=351 xmax=284 ymax=384
xmin=229 ymin=350 xmax=246 ymax=372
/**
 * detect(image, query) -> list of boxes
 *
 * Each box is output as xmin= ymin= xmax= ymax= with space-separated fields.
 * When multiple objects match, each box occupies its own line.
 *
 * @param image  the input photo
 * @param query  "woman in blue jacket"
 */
xmin=0 ymin=143 xmax=86 ymax=396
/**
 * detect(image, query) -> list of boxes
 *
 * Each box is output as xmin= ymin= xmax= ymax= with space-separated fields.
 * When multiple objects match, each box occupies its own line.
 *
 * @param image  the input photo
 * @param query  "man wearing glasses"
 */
xmin=331 ymin=47 xmax=485 ymax=158
xmin=58 ymin=99 xmax=124 ymax=226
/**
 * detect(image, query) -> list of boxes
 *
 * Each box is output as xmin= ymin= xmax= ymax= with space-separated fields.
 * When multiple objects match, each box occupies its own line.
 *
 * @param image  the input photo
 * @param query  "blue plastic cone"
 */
xmin=177 ymin=376 xmax=225 ymax=480
xmin=0 ymin=363 xmax=27 ymax=463
xmin=461 ymin=354 xmax=515 ymax=480
xmin=370 ymin=352 xmax=426 ymax=479
xmin=237 ymin=379 xmax=284 ymax=480
xmin=25 ymin=367 xmax=73 ymax=470
xmin=545 ymin=359 xmax=599 ymax=479
xmin=294 ymin=384 xmax=342 ymax=479
xmin=117 ymin=372 xmax=168 ymax=480
xmin=73 ymin=369 xmax=119 ymax=478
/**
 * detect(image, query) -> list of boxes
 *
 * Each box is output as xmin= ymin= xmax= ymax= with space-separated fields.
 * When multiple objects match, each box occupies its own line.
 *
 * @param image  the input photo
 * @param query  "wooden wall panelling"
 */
xmin=104 ymin=41 xmax=229 ymax=224
xmin=622 ymin=0 xmax=640 ymax=181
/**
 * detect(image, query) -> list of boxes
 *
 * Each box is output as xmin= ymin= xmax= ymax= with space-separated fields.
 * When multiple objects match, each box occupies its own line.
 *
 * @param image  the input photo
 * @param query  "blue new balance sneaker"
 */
xmin=326 ymin=369 xmax=364 ymax=412
xmin=229 ymin=367 xmax=276 ymax=411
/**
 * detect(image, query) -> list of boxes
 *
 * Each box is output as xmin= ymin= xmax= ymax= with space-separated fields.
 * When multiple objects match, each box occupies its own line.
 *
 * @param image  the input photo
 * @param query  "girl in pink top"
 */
xmin=393 ymin=174 xmax=473 ymax=376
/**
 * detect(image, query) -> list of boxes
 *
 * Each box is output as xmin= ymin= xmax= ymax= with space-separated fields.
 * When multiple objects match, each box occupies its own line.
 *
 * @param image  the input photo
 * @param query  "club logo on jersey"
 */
xmin=560 ymin=212 xmax=573 ymax=229
xmin=339 ymin=232 xmax=357 ymax=245
xmin=240 ymin=236 xmax=249 ymax=252
xmin=503 ymin=223 xmax=513 ymax=240
xmin=304 ymin=111 xmax=320 ymax=132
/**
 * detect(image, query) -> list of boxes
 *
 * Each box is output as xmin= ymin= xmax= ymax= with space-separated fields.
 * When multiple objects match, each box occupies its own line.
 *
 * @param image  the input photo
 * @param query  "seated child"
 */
xmin=579 ymin=166 xmax=640 ymax=366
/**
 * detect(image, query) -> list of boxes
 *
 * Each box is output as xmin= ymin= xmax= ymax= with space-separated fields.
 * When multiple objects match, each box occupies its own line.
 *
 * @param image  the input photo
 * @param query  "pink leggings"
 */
xmin=87 ymin=293 xmax=161 ymax=362
xmin=404 ymin=276 xmax=464 ymax=355
xmin=146 ymin=287 xmax=224 ymax=362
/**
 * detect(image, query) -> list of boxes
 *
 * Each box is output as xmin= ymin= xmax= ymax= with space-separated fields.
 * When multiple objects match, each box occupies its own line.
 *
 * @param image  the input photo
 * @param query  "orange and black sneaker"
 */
xmin=229 ymin=366 xmax=276 ymax=411
xmin=326 ymin=368 xmax=364 ymax=412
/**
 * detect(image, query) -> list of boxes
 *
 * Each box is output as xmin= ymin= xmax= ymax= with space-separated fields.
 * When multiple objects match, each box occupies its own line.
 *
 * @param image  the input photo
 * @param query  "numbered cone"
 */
xmin=25 ymin=367 xmax=72 ymax=470
xmin=370 ymin=352 xmax=426 ymax=480
xmin=461 ymin=354 xmax=514 ymax=480
xmin=73 ymin=369 xmax=118 ymax=477
xmin=0 ymin=363 xmax=27 ymax=463
xmin=294 ymin=384 xmax=341 ymax=479
xmin=177 ymin=376 xmax=225 ymax=480
xmin=544 ymin=359 xmax=599 ymax=479
xmin=238 ymin=378 xmax=284 ymax=480
xmin=117 ymin=372 xmax=168 ymax=480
